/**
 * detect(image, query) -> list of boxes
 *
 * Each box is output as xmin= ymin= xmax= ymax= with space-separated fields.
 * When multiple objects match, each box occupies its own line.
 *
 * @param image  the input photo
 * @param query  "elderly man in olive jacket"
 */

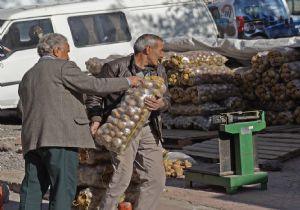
xmin=18 ymin=33 xmax=141 ymax=210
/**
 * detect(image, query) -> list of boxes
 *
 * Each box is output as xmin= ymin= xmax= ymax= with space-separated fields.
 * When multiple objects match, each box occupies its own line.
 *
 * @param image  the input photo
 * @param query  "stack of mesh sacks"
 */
xmin=234 ymin=47 xmax=300 ymax=125
xmin=74 ymin=69 xmax=167 ymax=209
xmin=161 ymin=51 xmax=244 ymax=130
xmin=74 ymin=148 xmax=142 ymax=210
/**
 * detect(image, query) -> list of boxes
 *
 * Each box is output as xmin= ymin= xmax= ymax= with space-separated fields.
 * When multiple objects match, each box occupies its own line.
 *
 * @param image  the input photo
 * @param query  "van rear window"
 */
xmin=68 ymin=12 xmax=131 ymax=47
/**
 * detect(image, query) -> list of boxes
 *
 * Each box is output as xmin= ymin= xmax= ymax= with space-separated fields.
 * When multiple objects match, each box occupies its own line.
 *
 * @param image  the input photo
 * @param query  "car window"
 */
xmin=286 ymin=0 xmax=300 ymax=15
xmin=68 ymin=12 xmax=131 ymax=47
xmin=1 ymin=19 xmax=53 ymax=53
xmin=235 ymin=0 xmax=288 ymax=20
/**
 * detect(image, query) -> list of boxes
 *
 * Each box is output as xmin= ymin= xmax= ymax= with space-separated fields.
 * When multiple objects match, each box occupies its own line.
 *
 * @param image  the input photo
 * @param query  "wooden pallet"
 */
xmin=263 ymin=124 xmax=300 ymax=133
xmin=162 ymin=129 xmax=218 ymax=149
xmin=182 ymin=132 xmax=300 ymax=163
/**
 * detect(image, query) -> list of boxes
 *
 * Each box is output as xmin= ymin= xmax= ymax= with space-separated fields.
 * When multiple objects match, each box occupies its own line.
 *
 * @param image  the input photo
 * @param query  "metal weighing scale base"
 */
xmin=185 ymin=165 xmax=268 ymax=194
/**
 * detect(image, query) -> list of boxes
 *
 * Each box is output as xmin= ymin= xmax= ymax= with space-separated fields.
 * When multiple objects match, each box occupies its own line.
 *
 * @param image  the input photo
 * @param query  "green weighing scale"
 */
xmin=185 ymin=111 xmax=268 ymax=194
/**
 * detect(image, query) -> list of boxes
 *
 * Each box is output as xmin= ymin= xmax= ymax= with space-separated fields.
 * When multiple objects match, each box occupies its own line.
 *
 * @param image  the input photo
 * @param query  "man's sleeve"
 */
xmin=61 ymin=61 xmax=129 ymax=95
xmin=85 ymin=94 xmax=103 ymax=122
xmin=84 ymin=63 xmax=118 ymax=122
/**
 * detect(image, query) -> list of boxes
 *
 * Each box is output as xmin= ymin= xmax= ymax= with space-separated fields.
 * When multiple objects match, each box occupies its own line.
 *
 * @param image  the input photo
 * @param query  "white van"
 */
xmin=0 ymin=0 xmax=218 ymax=111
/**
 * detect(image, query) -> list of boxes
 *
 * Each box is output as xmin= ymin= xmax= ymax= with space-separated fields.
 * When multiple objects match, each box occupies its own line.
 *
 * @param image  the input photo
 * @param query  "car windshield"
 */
xmin=235 ymin=0 xmax=288 ymax=20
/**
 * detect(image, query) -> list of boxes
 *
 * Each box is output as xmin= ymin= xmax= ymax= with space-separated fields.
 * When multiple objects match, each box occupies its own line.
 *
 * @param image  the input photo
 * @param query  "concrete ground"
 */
xmin=4 ymin=191 xmax=216 ymax=210
xmin=1 ymin=114 xmax=300 ymax=210
xmin=3 ymin=155 xmax=300 ymax=210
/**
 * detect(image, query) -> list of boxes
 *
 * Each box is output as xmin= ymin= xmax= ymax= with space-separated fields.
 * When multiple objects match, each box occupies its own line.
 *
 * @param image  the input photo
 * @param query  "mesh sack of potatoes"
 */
xmin=85 ymin=55 xmax=123 ymax=75
xmin=254 ymin=84 xmax=272 ymax=102
xmin=72 ymin=187 xmax=105 ymax=210
xmin=286 ymin=80 xmax=300 ymax=99
xmin=267 ymin=47 xmax=300 ymax=67
xmin=161 ymin=113 xmax=194 ymax=129
xmin=167 ymin=70 xmax=180 ymax=86
xmin=161 ymin=113 xmax=210 ymax=130
xmin=275 ymin=111 xmax=294 ymax=125
xmin=179 ymin=64 xmax=234 ymax=86
xmin=169 ymin=86 xmax=190 ymax=103
xmin=191 ymin=116 xmax=211 ymax=130
xmin=241 ymin=85 xmax=257 ymax=101
xmin=169 ymin=103 xmax=227 ymax=116
xmin=261 ymin=67 xmax=280 ymax=87
xmin=251 ymin=51 xmax=270 ymax=73
xmin=280 ymin=61 xmax=300 ymax=83
xmin=259 ymin=100 xmax=296 ymax=112
xmin=78 ymin=148 xmax=111 ymax=165
xmin=177 ymin=50 xmax=228 ymax=66
xmin=94 ymin=76 xmax=166 ymax=154
xmin=271 ymin=83 xmax=288 ymax=101
xmin=294 ymin=107 xmax=300 ymax=124
xmin=163 ymin=159 xmax=192 ymax=178
xmin=73 ymin=184 xmax=140 ymax=210
xmin=223 ymin=96 xmax=247 ymax=111
xmin=240 ymin=68 xmax=261 ymax=87
xmin=266 ymin=111 xmax=294 ymax=126
xmin=233 ymin=66 xmax=252 ymax=85
xmin=185 ymin=84 xmax=240 ymax=104
xmin=77 ymin=165 xmax=113 ymax=188
xmin=162 ymin=50 xmax=228 ymax=71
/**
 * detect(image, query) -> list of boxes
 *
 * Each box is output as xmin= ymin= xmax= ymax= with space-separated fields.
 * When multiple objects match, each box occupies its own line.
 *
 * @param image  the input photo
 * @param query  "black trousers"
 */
xmin=19 ymin=147 xmax=78 ymax=210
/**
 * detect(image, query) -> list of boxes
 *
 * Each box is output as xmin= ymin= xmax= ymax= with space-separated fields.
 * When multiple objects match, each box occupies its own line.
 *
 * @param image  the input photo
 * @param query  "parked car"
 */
xmin=286 ymin=0 xmax=300 ymax=33
xmin=207 ymin=0 xmax=299 ymax=39
xmin=0 ymin=0 xmax=218 ymax=111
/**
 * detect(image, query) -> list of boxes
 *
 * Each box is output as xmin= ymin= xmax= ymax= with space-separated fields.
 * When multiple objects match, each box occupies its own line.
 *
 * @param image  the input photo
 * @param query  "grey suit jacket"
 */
xmin=18 ymin=57 xmax=129 ymax=155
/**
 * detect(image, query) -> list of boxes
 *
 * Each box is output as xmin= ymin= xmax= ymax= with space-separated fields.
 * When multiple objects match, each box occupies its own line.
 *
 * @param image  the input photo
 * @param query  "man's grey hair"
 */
xmin=37 ymin=33 xmax=68 ymax=57
xmin=133 ymin=34 xmax=163 ymax=54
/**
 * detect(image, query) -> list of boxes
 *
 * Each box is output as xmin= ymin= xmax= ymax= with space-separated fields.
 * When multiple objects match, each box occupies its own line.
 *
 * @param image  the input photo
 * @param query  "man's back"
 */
xmin=19 ymin=58 xmax=95 ymax=155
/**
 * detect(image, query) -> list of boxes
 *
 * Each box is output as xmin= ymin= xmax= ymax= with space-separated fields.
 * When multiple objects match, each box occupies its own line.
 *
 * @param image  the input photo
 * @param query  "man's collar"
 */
xmin=40 ymin=55 xmax=56 ymax=60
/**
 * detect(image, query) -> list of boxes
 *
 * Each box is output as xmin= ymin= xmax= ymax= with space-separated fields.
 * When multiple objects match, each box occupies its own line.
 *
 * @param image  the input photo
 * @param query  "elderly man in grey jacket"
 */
xmin=18 ymin=33 xmax=141 ymax=210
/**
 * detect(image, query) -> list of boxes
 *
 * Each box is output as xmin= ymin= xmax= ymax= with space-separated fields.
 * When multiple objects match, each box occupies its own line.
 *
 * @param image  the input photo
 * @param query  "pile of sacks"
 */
xmin=235 ymin=47 xmax=300 ymax=125
xmin=161 ymin=51 xmax=244 ymax=130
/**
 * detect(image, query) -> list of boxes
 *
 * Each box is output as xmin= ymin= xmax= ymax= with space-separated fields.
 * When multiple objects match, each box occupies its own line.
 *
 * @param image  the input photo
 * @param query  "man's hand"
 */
xmin=90 ymin=121 xmax=100 ymax=138
xmin=144 ymin=97 xmax=165 ymax=111
xmin=127 ymin=76 xmax=143 ymax=87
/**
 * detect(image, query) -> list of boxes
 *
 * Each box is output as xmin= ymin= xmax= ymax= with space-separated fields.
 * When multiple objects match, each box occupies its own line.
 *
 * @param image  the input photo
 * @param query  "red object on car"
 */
xmin=236 ymin=16 xmax=245 ymax=32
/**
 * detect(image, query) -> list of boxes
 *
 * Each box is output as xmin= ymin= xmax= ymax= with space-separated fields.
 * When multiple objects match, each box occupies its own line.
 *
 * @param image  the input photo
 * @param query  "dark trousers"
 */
xmin=19 ymin=147 xmax=78 ymax=210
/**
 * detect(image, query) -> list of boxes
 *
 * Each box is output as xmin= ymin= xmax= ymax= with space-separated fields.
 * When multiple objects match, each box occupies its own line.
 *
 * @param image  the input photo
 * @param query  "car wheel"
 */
xmin=16 ymin=100 xmax=22 ymax=120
